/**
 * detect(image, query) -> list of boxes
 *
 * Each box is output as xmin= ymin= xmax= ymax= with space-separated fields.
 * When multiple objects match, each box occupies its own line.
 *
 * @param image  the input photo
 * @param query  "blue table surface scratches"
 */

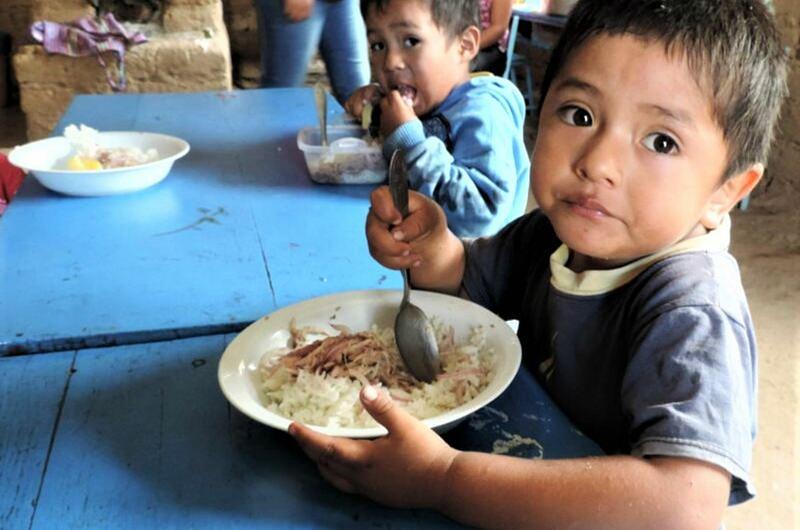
xmin=0 ymin=89 xmax=399 ymax=355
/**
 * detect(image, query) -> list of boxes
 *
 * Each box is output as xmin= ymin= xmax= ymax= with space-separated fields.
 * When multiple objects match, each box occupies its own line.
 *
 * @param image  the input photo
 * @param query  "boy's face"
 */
xmin=532 ymin=34 xmax=748 ymax=270
xmin=364 ymin=0 xmax=474 ymax=116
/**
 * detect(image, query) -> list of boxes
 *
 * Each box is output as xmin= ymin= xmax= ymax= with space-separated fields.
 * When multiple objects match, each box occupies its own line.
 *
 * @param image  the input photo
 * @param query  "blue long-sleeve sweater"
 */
xmin=382 ymin=75 xmax=530 ymax=237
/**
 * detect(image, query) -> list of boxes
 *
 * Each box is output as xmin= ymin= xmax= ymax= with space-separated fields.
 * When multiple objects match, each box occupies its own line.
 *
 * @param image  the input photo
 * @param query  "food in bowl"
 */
xmin=259 ymin=318 xmax=496 ymax=429
xmin=297 ymin=125 xmax=387 ymax=184
xmin=64 ymin=124 xmax=159 ymax=170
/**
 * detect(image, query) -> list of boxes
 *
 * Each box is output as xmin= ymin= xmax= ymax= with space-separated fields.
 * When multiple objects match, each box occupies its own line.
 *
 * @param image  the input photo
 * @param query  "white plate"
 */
xmin=218 ymin=289 xmax=521 ymax=438
xmin=8 ymin=131 xmax=190 ymax=196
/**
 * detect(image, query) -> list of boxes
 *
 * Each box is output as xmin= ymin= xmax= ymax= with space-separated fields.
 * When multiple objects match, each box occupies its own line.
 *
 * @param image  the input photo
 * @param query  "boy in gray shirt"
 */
xmin=289 ymin=1 xmax=788 ymax=528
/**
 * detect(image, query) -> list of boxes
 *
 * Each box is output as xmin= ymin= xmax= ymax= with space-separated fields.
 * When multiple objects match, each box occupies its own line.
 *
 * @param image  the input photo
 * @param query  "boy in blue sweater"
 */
xmin=291 ymin=1 xmax=788 ymax=528
xmin=345 ymin=0 xmax=530 ymax=237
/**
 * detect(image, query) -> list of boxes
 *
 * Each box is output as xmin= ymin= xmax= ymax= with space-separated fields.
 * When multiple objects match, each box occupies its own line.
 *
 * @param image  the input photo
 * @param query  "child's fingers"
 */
xmin=317 ymin=462 xmax=358 ymax=494
xmin=346 ymin=85 xmax=384 ymax=116
xmin=369 ymin=186 xmax=403 ymax=225
xmin=359 ymin=385 xmax=417 ymax=436
xmin=344 ymin=96 xmax=359 ymax=117
xmin=366 ymin=213 xmax=421 ymax=269
xmin=394 ymin=191 xmax=446 ymax=243
xmin=289 ymin=422 xmax=369 ymax=470
xmin=366 ymin=186 xmax=422 ymax=266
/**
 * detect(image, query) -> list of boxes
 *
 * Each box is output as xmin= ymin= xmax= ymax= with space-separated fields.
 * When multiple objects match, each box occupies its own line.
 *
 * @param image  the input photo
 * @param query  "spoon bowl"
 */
xmin=388 ymin=150 xmax=441 ymax=382
xmin=395 ymin=270 xmax=441 ymax=382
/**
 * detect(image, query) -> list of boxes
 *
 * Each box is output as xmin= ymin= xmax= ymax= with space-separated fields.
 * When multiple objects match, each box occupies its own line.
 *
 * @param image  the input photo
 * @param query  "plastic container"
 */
xmin=297 ymin=125 xmax=386 ymax=184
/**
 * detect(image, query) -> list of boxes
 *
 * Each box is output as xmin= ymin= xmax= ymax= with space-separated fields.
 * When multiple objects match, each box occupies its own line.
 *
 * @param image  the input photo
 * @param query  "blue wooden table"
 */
xmin=0 ymin=89 xmax=398 ymax=355
xmin=0 ymin=335 xmax=600 ymax=530
xmin=0 ymin=88 xmax=602 ymax=529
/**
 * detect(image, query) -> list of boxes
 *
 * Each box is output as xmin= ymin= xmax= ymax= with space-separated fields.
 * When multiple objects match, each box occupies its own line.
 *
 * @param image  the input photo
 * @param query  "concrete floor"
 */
xmin=724 ymin=209 xmax=799 ymax=530
xmin=1 ymin=102 xmax=797 ymax=529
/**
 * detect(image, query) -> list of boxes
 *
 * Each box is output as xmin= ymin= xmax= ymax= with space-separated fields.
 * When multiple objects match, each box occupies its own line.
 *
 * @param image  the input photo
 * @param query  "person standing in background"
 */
xmin=473 ymin=0 xmax=513 ymax=75
xmin=254 ymin=0 xmax=370 ymax=104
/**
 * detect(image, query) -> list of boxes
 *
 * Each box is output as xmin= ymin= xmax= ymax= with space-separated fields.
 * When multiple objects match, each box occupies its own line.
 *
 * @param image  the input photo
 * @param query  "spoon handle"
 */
xmin=400 ymin=268 xmax=411 ymax=306
xmin=388 ymin=150 xmax=409 ymax=217
xmin=389 ymin=149 xmax=412 ymax=305
xmin=314 ymin=83 xmax=328 ymax=146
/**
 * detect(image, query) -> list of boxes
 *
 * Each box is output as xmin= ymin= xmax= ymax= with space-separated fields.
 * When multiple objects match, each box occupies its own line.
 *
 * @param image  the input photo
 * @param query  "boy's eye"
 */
xmin=369 ymin=41 xmax=385 ymax=53
xmin=402 ymin=37 xmax=420 ymax=48
xmin=643 ymin=133 xmax=679 ymax=155
xmin=558 ymin=106 xmax=593 ymax=127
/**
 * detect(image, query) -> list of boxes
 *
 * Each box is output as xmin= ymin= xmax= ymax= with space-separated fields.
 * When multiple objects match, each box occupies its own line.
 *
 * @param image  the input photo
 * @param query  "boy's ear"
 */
xmin=458 ymin=25 xmax=481 ymax=62
xmin=700 ymin=163 xmax=764 ymax=229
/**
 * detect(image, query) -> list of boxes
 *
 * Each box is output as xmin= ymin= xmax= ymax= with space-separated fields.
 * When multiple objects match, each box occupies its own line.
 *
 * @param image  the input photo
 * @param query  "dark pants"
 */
xmin=473 ymin=44 xmax=507 ymax=77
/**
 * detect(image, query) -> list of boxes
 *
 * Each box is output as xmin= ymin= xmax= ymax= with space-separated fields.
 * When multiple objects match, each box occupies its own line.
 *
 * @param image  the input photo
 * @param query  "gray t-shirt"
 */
xmin=462 ymin=210 xmax=756 ymax=504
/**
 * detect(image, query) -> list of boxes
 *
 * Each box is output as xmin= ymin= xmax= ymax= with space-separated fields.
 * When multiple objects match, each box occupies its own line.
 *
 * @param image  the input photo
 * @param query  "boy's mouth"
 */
xmin=392 ymin=84 xmax=417 ymax=107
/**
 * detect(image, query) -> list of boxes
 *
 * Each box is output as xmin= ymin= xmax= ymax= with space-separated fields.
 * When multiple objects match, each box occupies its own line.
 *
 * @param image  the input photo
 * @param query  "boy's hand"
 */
xmin=344 ymin=84 xmax=382 ymax=119
xmin=366 ymin=186 xmax=447 ymax=271
xmin=367 ymin=186 xmax=465 ymax=294
xmin=289 ymin=385 xmax=458 ymax=509
xmin=283 ymin=0 xmax=314 ymax=21
xmin=379 ymin=90 xmax=417 ymax=137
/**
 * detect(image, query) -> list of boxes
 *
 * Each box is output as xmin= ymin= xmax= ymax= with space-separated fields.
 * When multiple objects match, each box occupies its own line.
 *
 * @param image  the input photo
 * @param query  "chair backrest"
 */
xmin=502 ymin=14 xmax=520 ymax=79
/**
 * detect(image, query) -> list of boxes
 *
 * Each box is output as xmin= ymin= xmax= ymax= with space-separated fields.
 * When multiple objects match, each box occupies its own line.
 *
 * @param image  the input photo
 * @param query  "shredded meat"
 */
xmin=265 ymin=319 xmax=418 ymax=390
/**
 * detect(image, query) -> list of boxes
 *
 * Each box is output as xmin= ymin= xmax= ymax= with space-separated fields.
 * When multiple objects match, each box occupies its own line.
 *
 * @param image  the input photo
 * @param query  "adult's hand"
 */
xmin=283 ymin=0 xmax=314 ymax=22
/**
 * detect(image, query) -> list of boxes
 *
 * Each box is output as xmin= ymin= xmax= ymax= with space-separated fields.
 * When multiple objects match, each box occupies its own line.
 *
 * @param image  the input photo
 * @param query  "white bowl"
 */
xmin=218 ymin=289 xmax=522 ymax=438
xmin=8 ymin=131 xmax=190 ymax=196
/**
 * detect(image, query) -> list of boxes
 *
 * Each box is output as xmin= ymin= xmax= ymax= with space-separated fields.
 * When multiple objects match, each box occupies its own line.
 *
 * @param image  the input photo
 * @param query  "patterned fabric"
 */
xmin=420 ymin=113 xmax=454 ymax=152
xmin=479 ymin=0 xmax=509 ymax=52
xmin=30 ymin=13 xmax=148 ymax=91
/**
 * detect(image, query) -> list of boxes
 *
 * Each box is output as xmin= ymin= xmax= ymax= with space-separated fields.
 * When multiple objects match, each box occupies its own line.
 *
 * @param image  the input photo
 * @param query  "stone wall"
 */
xmin=0 ymin=0 xmax=35 ymax=50
xmin=11 ymin=0 xmax=232 ymax=140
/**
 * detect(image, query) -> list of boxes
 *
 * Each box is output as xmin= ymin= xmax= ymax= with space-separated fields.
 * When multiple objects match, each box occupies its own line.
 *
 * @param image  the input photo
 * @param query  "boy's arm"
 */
xmin=382 ymin=89 xmax=529 ymax=237
xmin=291 ymin=387 xmax=731 ymax=530
xmin=440 ymin=451 xmax=730 ymax=530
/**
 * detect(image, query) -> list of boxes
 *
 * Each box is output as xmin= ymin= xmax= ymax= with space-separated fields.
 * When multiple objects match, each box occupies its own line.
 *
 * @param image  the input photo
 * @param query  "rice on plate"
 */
xmin=259 ymin=319 xmax=495 ymax=429
xmin=64 ymin=124 xmax=160 ymax=170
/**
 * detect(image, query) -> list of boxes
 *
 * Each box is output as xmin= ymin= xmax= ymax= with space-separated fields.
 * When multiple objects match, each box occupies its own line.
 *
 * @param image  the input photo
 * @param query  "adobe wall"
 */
xmin=765 ymin=0 xmax=800 ymax=212
xmin=10 ymin=0 xmax=232 ymax=140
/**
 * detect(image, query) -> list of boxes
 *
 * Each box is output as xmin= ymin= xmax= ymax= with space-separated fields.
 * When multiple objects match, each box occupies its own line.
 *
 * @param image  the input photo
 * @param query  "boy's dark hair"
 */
xmin=539 ymin=0 xmax=788 ymax=178
xmin=360 ymin=0 xmax=480 ymax=40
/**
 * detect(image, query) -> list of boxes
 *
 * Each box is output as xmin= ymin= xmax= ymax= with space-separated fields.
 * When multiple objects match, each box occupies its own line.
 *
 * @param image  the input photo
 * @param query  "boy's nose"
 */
xmin=383 ymin=47 xmax=405 ymax=71
xmin=574 ymin=130 xmax=623 ymax=187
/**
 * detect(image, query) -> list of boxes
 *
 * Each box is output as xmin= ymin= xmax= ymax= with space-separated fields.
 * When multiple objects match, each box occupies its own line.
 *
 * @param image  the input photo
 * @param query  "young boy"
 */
xmin=290 ymin=0 xmax=788 ymax=528
xmin=344 ymin=0 xmax=530 ymax=237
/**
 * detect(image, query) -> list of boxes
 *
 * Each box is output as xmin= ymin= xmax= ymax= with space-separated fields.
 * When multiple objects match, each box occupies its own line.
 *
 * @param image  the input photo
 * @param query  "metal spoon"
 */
xmin=388 ymin=150 xmax=441 ymax=382
xmin=314 ymin=82 xmax=328 ymax=146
